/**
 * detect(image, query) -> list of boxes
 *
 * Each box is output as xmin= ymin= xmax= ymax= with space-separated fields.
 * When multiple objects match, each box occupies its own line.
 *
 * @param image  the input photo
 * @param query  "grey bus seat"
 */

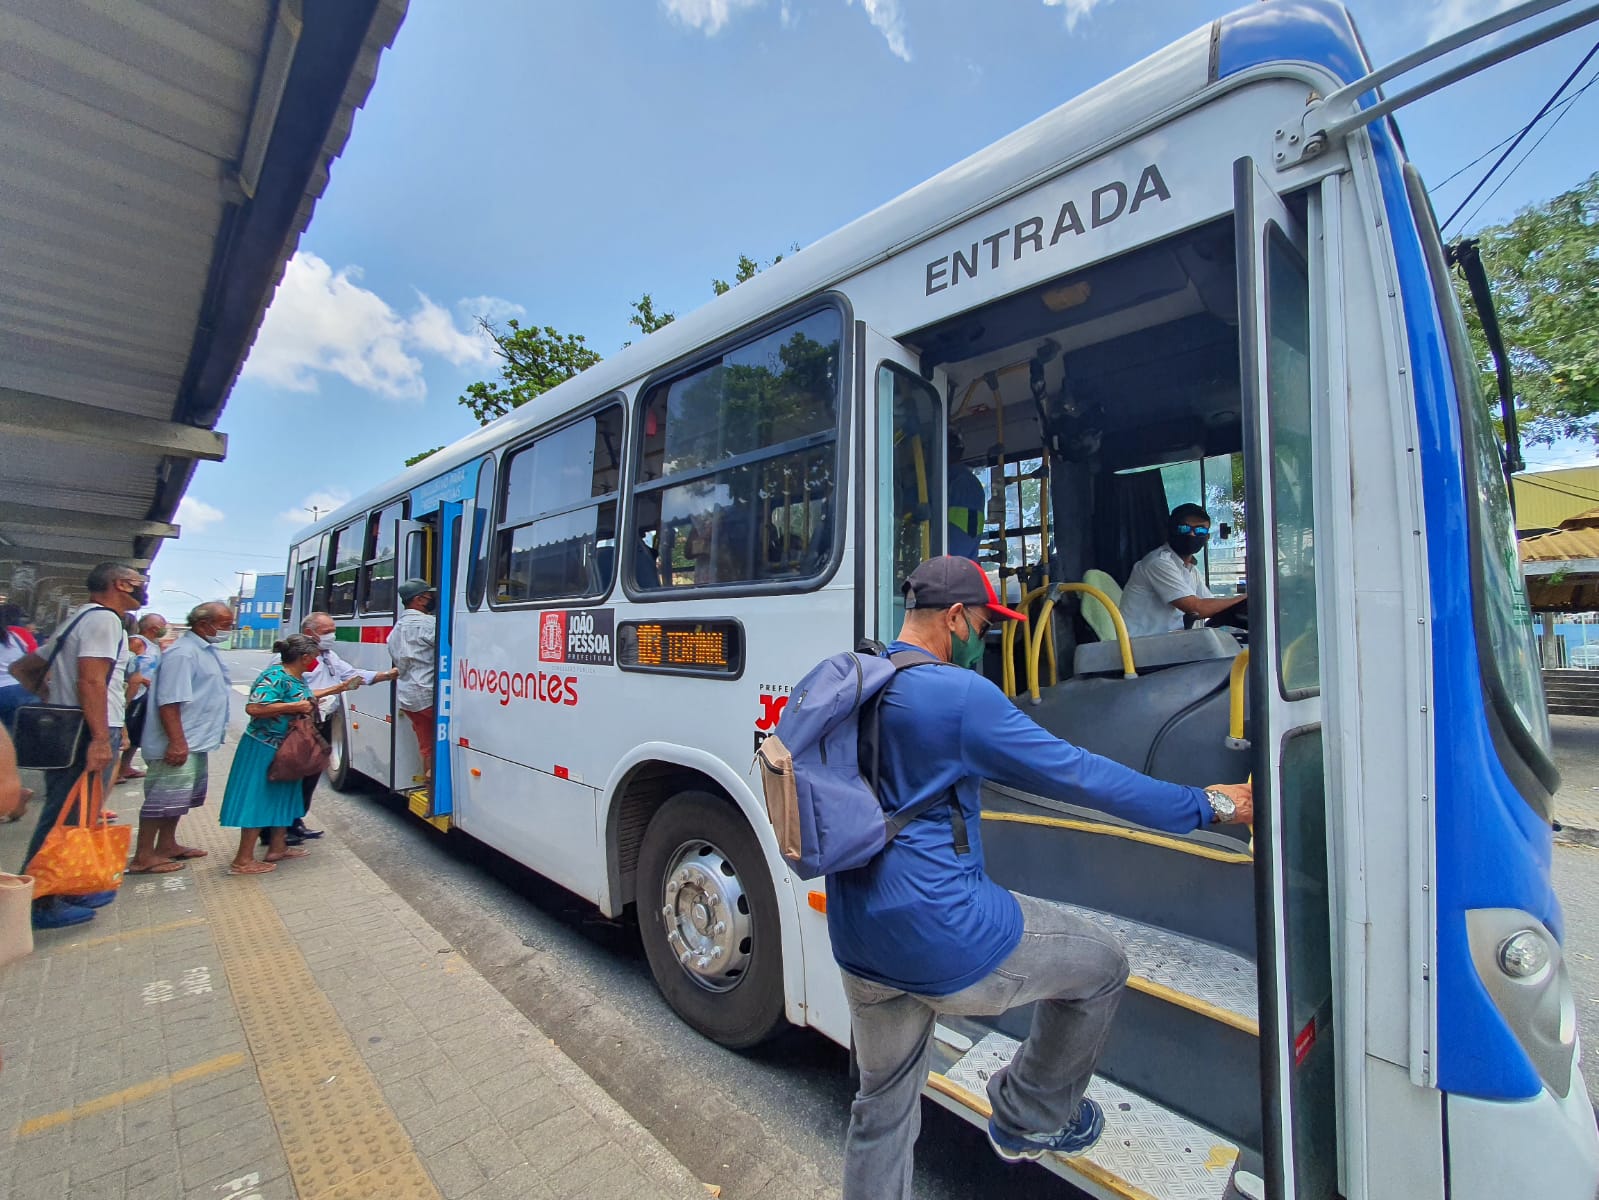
xmin=1019 ymin=657 xmax=1248 ymax=789
xmin=1073 ymin=627 xmax=1242 ymax=677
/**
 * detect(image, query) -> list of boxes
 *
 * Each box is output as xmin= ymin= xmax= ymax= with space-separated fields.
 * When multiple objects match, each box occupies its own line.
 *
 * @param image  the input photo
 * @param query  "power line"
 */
xmin=1432 ymin=82 xmax=1589 ymax=190
xmin=1442 ymin=37 xmax=1599 ymax=233
xmin=1457 ymin=67 xmax=1597 ymax=231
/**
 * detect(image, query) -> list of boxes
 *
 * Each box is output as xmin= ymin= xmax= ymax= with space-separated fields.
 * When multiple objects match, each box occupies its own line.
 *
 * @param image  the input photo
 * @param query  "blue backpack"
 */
xmin=756 ymin=645 xmax=968 ymax=879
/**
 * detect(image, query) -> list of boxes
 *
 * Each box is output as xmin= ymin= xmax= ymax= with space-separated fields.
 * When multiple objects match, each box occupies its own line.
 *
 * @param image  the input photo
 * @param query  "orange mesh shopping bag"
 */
xmin=26 ymin=772 xmax=131 ymax=898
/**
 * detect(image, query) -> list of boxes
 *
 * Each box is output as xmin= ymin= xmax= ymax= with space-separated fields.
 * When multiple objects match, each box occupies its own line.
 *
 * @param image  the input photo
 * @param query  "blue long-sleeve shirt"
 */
xmin=827 ymin=642 xmax=1210 ymax=995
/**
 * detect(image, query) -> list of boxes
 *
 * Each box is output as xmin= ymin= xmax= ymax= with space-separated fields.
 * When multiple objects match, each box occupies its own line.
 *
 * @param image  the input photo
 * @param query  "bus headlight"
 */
xmin=1466 ymin=909 xmax=1575 ymax=1098
xmin=1498 ymin=929 xmax=1552 ymax=981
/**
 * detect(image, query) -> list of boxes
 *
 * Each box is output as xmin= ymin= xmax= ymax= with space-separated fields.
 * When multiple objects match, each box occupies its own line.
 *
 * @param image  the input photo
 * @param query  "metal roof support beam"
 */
xmin=0 ymin=502 xmax=180 ymax=540
xmin=0 ymin=546 xmax=153 ymax=569
xmin=0 ymin=387 xmax=227 ymax=462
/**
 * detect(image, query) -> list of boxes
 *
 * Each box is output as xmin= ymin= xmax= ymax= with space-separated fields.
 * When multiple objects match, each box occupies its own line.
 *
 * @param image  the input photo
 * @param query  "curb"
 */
xmin=1554 ymin=823 xmax=1599 ymax=849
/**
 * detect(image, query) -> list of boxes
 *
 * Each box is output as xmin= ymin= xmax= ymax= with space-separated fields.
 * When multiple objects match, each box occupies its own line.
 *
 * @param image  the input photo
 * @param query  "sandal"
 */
xmin=168 ymin=848 xmax=208 ymax=860
xmin=227 ymin=861 xmax=276 ymax=875
xmin=126 ymin=860 xmax=185 ymax=875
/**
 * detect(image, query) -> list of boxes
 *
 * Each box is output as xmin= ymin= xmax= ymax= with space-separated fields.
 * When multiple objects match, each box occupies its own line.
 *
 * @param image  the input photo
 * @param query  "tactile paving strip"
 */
xmin=941 ymin=1031 xmax=1239 ymax=1200
xmin=1054 ymin=902 xmax=1259 ymax=1033
xmin=188 ymin=816 xmax=442 ymax=1200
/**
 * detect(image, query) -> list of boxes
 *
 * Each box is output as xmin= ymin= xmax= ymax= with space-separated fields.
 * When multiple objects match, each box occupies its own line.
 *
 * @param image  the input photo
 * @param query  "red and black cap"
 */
xmin=901 ymin=556 xmax=1024 ymax=621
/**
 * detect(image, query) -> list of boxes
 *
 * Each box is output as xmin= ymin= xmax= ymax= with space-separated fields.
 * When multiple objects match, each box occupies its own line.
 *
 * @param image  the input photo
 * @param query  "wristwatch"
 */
xmin=1205 ymin=788 xmax=1236 ymax=824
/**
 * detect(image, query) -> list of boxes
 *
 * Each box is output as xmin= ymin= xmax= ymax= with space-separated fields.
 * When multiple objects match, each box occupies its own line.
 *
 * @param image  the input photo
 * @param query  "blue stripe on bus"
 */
xmin=1217 ymin=0 xmax=1554 ymax=1101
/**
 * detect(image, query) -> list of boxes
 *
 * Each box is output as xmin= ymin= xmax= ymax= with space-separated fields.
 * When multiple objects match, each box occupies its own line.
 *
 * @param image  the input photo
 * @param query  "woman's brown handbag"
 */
xmin=267 ymin=715 xmax=331 ymax=782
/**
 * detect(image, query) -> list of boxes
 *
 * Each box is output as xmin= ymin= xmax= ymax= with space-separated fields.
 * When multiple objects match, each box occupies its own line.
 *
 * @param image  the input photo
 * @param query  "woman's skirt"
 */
xmin=218 ymin=733 xmax=305 ymax=829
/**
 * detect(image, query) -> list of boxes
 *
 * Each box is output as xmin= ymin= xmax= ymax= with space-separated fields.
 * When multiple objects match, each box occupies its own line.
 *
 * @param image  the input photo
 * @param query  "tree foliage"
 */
xmin=1453 ymin=172 xmax=1599 ymax=446
xmin=405 ymin=446 xmax=443 ymax=467
xmin=451 ymin=250 xmax=796 ymax=437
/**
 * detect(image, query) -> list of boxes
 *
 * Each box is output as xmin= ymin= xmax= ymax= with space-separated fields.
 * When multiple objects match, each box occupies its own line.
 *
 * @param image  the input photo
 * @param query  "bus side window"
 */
xmin=361 ymin=499 xmax=406 ymax=613
xmin=327 ymin=519 xmax=362 ymax=617
xmin=631 ymin=307 xmax=843 ymax=592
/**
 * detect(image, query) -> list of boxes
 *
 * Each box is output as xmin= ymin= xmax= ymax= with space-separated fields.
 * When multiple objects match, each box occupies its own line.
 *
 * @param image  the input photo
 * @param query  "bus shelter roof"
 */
xmin=1521 ymin=507 xmax=1599 ymax=612
xmin=0 ymin=0 xmax=406 ymax=612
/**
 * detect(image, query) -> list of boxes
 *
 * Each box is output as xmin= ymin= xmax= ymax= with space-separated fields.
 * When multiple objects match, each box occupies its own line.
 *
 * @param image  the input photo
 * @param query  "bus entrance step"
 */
xmin=928 ymin=1026 xmax=1243 ymax=1200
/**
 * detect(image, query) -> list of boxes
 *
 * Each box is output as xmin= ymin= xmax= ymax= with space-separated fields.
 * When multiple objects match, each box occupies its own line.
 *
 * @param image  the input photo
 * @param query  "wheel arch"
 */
xmin=600 ymin=741 xmax=809 ymax=1027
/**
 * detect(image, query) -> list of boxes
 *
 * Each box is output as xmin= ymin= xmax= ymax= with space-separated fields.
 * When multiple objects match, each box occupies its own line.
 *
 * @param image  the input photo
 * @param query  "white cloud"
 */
xmin=660 ymin=0 xmax=764 ymax=34
xmin=243 ymin=253 xmax=517 ymax=402
xmin=1043 ymin=0 xmax=1115 ymax=33
xmin=1426 ymin=0 xmax=1517 ymax=39
xmin=175 ymin=496 xmax=224 ymax=533
xmin=279 ymin=487 xmax=352 ymax=526
xmin=457 ymin=295 xmax=526 ymax=326
xmin=847 ymin=0 xmax=910 ymax=61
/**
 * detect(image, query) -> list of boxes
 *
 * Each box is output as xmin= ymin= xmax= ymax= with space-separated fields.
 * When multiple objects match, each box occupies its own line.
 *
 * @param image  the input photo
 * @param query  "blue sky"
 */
xmin=151 ymin=0 xmax=1599 ymax=614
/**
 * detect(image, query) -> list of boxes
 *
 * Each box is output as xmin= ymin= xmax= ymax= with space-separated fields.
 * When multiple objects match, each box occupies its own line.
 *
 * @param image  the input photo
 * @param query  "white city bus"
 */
xmin=281 ymin=3 xmax=1599 ymax=1196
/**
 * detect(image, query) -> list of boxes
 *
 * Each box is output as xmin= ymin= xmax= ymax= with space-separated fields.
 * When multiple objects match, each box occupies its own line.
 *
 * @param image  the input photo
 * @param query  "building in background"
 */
xmin=1515 ymin=465 xmax=1599 ymax=536
xmin=234 ymin=574 xmax=286 ymax=650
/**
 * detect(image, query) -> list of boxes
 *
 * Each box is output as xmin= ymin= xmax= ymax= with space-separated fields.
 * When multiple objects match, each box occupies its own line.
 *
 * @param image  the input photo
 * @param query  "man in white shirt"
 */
xmin=1118 ymin=505 xmax=1246 ymax=638
xmin=388 ymin=579 xmax=437 ymax=784
xmin=8 ymin=562 xmax=142 ymax=928
xmin=130 ymin=602 xmax=234 ymax=874
xmin=297 ymin=611 xmax=397 ymax=838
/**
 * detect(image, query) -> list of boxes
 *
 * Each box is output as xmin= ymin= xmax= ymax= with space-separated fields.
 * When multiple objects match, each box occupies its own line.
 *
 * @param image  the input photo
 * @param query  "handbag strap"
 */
xmin=51 ymin=771 xmax=104 ymax=835
xmin=40 ymin=606 xmax=125 ymax=684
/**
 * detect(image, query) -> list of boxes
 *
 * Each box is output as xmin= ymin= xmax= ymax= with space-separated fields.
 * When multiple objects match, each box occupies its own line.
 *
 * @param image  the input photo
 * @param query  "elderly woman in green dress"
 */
xmin=219 ymin=633 xmax=335 ymax=874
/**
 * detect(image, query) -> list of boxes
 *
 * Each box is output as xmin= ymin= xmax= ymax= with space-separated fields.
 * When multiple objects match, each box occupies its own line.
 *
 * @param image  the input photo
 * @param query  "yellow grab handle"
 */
xmin=1002 ymin=585 xmax=1054 ymax=697
xmin=1227 ymin=648 xmax=1250 ymax=747
xmin=1027 ymin=582 xmax=1136 ymax=705
xmin=910 ymin=435 xmax=931 ymax=563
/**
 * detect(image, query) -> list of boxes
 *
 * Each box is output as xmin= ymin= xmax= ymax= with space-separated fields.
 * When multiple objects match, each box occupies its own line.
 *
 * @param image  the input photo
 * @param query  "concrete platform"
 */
xmin=0 ymin=747 xmax=709 ymax=1200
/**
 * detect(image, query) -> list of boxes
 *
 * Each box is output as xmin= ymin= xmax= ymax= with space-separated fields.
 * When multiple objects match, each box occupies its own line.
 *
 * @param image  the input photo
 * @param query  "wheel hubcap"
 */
xmin=659 ymin=839 xmax=753 ymax=992
xmin=330 ymin=721 xmax=345 ymax=774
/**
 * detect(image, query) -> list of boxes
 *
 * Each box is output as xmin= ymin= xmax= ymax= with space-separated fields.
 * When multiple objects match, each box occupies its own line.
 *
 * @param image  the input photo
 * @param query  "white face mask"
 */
xmin=318 ymin=634 xmax=337 ymax=651
xmin=199 ymin=632 xmax=225 ymax=644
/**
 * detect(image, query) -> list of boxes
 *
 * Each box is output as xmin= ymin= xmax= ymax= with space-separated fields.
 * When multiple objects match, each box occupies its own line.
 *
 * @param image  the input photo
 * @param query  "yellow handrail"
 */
xmin=1001 ymin=584 xmax=1053 ymax=697
xmin=1227 ymin=648 xmax=1250 ymax=747
xmin=1027 ymin=582 xmax=1136 ymax=705
xmin=910 ymin=434 xmax=931 ymax=562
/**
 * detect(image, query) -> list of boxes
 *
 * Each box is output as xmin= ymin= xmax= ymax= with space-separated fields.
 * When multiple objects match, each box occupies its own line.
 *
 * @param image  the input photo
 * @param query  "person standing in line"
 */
xmin=113 ymin=613 xmax=167 ymax=784
xmin=294 ymin=611 xmax=397 ymax=841
xmin=218 ymin=634 xmax=321 ymax=875
xmin=128 ymin=603 xmax=235 ymax=874
xmin=7 ymin=563 xmax=143 ymax=929
xmin=829 ymin=557 xmax=1252 ymax=1199
xmin=388 ymin=580 xmax=437 ymax=785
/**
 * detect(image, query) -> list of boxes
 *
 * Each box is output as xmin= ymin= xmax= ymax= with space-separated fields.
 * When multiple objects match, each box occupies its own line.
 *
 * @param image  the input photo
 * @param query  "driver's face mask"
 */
xmin=1168 ymin=522 xmax=1211 ymax=558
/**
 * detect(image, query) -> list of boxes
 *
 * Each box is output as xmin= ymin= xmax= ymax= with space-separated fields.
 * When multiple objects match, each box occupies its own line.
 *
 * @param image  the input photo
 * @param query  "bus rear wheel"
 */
xmin=637 ymin=791 xmax=786 ymax=1050
xmin=326 ymin=709 xmax=354 ymax=792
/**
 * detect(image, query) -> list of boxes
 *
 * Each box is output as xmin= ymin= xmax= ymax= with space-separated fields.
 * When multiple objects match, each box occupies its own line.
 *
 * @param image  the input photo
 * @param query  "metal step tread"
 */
xmin=928 ymin=1027 xmax=1241 ymax=1200
xmin=1059 ymin=901 xmax=1258 ymax=1034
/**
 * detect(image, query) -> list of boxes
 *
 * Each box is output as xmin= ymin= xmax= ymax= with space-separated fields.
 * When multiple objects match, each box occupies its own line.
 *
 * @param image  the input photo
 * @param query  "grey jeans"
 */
xmin=840 ymin=892 xmax=1130 ymax=1200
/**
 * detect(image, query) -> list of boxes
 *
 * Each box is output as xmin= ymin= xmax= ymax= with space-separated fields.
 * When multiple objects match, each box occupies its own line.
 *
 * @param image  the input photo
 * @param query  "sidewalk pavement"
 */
xmin=0 ymin=745 xmax=712 ymax=1200
xmin=1551 ymin=714 xmax=1599 ymax=846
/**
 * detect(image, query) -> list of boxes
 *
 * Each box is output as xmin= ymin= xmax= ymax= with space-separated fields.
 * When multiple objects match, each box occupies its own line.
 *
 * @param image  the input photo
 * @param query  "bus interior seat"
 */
xmin=1022 ymin=657 xmax=1249 ymax=791
xmin=1073 ymin=626 xmax=1241 ymax=677
xmin=1079 ymin=569 xmax=1122 ymax=641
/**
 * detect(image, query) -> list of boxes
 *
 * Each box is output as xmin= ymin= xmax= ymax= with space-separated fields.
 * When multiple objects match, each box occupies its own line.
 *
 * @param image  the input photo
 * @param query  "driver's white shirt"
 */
xmin=1119 ymin=545 xmax=1213 ymax=638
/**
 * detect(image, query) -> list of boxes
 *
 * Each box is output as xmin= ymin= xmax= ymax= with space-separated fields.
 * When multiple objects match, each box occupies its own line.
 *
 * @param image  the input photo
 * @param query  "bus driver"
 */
xmin=1118 ymin=504 xmax=1246 ymax=638
xmin=830 ymin=556 xmax=1252 ymax=1199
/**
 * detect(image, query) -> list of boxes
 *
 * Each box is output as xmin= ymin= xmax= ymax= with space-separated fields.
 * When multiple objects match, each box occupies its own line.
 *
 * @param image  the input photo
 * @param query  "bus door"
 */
xmin=864 ymin=326 xmax=945 ymax=645
xmin=391 ymin=506 xmax=461 ymax=821
xmin=1234 ymin=158 xmax=1337 ymax=1200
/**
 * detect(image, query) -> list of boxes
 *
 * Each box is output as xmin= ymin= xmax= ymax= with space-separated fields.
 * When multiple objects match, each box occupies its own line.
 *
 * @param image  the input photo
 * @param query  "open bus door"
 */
xmin=863 ymin=325 xmax=946 ymax=645
xmin=1234 ymin=158 xmax=1337 ymax=1200
xmin=391 ymin=503 xmax=461 ymax=824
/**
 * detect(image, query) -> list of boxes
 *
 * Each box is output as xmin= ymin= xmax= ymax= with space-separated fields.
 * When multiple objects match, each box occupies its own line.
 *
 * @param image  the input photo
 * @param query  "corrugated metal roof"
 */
xmin=0 ymin=0 xmax=406 ymax=617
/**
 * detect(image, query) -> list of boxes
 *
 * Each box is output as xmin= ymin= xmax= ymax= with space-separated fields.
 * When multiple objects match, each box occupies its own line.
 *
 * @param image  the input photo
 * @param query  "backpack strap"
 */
xmin=871 ymin=647 xmax=971 ymax=856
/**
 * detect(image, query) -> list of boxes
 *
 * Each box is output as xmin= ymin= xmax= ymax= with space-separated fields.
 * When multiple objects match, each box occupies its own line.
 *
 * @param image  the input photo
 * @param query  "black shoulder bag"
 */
xmin=13 ymin=607 xmax=125 ymax=771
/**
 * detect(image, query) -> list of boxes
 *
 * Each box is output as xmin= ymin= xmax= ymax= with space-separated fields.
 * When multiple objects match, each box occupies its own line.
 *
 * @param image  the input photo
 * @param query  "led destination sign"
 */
xmin=617 ymin=619 xmax=744 ymax=678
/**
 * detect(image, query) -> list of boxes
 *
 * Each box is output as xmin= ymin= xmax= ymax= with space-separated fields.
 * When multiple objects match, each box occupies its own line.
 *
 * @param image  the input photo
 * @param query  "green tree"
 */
xmin=629 ymin=293 xmax=676 ymax=337
xmin=1453 ymin=173 xmax=1599 ymax=446
xmin=458 ymin=318 xmax=604 ymax=425
xmin=405 ymin=446 xmax=443 ymax=467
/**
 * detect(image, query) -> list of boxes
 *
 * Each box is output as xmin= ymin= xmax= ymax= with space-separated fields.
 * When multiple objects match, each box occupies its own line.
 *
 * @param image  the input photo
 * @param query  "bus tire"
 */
xmin=637 ymin=790 xmax=787 ymax=1050
xmin=326 ymin=709 xmax=354 ymax=792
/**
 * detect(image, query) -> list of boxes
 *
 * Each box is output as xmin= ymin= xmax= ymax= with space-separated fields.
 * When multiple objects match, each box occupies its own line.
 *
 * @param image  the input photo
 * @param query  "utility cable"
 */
xmin=1432 ymin=79 xmax=1590 ymax=190
xmin=1442 ymin=37 xmax=1599 ymax=233
xmin=1457 ymin=67 xmax=1597 ymax=231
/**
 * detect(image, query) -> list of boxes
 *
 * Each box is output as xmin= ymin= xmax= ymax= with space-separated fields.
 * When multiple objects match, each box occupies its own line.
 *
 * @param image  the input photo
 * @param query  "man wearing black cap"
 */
xmin=829 ymin=556 xmax=1251 ymax=1198
xmin=388 ymin=578 xmax=437 ymax=783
